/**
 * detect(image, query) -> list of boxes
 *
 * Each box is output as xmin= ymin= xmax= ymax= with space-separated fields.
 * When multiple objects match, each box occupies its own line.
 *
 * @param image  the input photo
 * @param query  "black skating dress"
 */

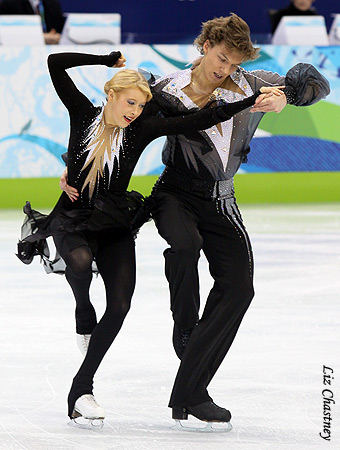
xmin=17 ymin=51 xmax=265 ymax=270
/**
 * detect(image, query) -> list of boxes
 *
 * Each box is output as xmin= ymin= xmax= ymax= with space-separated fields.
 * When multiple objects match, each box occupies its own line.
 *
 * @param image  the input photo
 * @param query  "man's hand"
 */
xmin=251 ymin=87 xmax=287 ymax=113
xmin=60 ymin=168 xmax=79 ymax=202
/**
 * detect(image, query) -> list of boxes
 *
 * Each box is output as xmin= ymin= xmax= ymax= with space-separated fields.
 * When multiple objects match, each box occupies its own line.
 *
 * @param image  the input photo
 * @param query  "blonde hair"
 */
xmin=81 ymin=70 xmax=152 ymax=199
xmin=104 ymin=69 xmax=152 ymax=101
xmin=194 ymin=13 xmax=259 ymax=62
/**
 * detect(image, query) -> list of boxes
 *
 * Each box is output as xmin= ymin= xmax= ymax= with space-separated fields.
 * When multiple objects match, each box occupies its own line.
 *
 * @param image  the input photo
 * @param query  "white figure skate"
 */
xmin=76 ymin=334 xmax=91 ymax=356
xmin=69 ymin=394 xmax=105 ymax=429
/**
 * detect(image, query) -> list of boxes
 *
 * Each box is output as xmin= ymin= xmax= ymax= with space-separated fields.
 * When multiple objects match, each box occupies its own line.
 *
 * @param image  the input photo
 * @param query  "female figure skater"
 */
xmin=18 ymin=49 xmax=283 ymax=424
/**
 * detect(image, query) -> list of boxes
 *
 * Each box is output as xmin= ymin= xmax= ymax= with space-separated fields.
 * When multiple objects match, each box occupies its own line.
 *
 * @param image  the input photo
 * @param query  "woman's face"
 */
xmin=106 ymin=88 xmax=148 ymax=128
xmin=201 ymin=40 xmax=244 ymax=85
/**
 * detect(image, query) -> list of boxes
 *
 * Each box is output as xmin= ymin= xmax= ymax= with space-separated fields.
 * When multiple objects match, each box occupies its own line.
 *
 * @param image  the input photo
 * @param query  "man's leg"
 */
xmin=153 ymin=190 xmax=204 ymax=358
xmin=153 ymin=190 xmax=202 ymax=329
xmin=169 ymin=199 xmax=254 ymax=413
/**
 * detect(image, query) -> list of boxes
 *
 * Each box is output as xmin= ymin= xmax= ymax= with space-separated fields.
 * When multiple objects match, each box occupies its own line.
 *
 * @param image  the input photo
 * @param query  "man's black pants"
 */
xmin=153 ymin=189 xmax=255 ymax=407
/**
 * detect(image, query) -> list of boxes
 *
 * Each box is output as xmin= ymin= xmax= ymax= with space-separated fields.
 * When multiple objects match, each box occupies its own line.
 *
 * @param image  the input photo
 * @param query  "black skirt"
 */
xmin=16 ymin=190 xmax=154 ymax=274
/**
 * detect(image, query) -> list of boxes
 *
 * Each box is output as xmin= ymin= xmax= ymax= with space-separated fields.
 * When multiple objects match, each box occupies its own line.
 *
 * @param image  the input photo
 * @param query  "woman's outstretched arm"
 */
xmin=141 ymin=86 xmax=284 ymax=142
xmin=47 ymin=51 xmax=124 ymax=112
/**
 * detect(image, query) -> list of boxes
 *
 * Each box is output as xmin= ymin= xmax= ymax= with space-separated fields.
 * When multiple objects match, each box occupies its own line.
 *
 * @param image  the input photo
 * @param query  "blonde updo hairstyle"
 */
xmin=104 ymin=69 xmax=152 ymax=102
xmin=194 ymin=13 xmax=259 ymax=62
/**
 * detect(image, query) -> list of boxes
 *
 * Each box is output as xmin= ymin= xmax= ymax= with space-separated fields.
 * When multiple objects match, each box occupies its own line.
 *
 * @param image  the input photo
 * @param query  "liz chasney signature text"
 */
xmin=320 ymin=365 xmax=335 ymax=441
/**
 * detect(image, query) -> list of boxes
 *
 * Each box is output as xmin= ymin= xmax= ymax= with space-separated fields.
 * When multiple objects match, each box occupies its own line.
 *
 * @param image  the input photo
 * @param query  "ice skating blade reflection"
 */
xmin=68 ymin=415 xmax=104 ymax=430
xmin=173 ymin=419 xmax=232 ymax=433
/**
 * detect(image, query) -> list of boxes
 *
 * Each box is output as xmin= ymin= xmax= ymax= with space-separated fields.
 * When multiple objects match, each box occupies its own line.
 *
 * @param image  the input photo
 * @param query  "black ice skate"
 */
xmin=172 ymin=401 xmax=232 ymax=432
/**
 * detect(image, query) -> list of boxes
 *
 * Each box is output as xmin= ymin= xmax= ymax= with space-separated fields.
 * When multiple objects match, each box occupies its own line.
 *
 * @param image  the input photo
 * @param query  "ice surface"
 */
xmin=0 ymin=204 xmax=339 ymax=450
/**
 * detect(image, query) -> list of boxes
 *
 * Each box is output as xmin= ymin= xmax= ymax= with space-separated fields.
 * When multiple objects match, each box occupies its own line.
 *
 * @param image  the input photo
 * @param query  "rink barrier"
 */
xmin=1 ymin=172 xmax=339 ymax=209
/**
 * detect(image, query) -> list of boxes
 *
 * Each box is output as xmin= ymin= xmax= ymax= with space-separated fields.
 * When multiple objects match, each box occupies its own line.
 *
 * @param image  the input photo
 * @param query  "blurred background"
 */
xmin=0 ymin=0 xmax=339 ymax=208
xmin=58 ymin=0 xmax=339 ymax=44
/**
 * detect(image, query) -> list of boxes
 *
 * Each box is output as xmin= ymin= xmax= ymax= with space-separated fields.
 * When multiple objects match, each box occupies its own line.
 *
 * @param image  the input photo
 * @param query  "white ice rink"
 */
xmin=0 ymin=204 xmax=339 ymax=450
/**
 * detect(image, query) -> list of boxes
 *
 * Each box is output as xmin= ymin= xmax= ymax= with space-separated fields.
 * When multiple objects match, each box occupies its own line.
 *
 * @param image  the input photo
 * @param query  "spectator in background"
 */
xmin=270 ymin=0 xmax=318 ymax=34
xmin=0 ymin=0 xmax=65 ymax=44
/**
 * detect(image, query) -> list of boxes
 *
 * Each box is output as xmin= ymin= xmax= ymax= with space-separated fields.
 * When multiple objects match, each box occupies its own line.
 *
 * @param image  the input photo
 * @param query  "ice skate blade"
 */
xmin=173 ymin=419 xmax=232 ymax=433
xmin=68 ymin=416 xmax=104 ymax=429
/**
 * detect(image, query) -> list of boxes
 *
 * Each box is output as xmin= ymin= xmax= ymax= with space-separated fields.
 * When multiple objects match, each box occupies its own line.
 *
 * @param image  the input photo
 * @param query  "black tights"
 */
xmin=64 ymin=247 xmax=96 ymax=334
xmin=54 ymin=230 xmax=136 ymax=416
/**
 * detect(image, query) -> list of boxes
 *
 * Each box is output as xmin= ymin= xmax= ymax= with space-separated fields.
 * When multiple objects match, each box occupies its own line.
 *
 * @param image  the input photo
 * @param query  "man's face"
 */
xmin=202 ymin=40 xmax=244 ymax=86
xmin=292 ymin=0 xmax=314 ymax=11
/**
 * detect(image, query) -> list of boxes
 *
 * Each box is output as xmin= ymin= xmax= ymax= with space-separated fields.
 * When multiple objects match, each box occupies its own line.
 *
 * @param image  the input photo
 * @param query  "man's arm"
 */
xmin=250 ymin=63 xmax=330 ymax=113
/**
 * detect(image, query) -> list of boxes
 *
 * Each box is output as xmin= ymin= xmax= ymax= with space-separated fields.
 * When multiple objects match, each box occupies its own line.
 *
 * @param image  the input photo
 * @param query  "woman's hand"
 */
xmin=107 ymin=52 xmax=127 ymax=68
xmin=60 ymin=168 xmax=79 ymax=202
xmin=190 ymin=56 xmax=204 ymax=69
xmin=113 ymin=53 xmax=126 ymax=68
xmin=251 ymin=86 xmax=287 ymax=113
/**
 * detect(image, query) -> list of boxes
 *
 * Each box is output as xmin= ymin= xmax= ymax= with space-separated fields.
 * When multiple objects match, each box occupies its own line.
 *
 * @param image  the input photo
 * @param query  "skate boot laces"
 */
xmin=76 ymin=334 xmax=91 ymax=356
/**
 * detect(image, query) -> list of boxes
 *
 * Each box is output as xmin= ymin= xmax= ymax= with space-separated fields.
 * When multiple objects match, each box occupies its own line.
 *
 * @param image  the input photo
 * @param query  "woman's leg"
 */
xmin=67 ymin=231 xmax=136 ymax=417
xmin=54 ymin=233 xmax=97 ymax=334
